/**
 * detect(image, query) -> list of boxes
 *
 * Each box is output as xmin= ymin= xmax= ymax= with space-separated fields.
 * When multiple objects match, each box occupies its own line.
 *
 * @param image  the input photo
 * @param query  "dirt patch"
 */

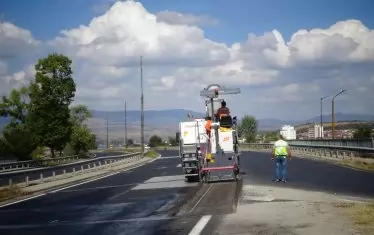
xmin=0 ymin=186 xmax=31 ymax=202
xmin=339 ymin=159 xmax=374 ymax=171
xmin=333 ymin=201 xmax=374 ymax=235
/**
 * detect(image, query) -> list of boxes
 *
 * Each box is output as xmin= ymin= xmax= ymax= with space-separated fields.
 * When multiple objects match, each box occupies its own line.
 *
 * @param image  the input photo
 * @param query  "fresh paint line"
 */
xmin=188 ymin=215 xmax=212 ymax=235
xmin=177 ymin=164 xmax=182 ymax=167
xmin=158 ymin=156 xmax=180 ymax=159
xmin=0 ymin=154 xmax=162 ymax=208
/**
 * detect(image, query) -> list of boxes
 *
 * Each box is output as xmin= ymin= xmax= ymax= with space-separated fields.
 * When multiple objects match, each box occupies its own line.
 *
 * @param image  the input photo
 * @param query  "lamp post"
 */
xmin=332 ymin=89 xmax=346 ymax=139
xmin=140 ymin=56 xmax=145 ymax=153
xmin=320 ymin=95 xmax=329 ymax=139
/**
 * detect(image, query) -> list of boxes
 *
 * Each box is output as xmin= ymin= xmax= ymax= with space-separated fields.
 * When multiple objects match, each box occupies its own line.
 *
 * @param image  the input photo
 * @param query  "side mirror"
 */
xmin=232 ymin=116 xmax=237 ymax=125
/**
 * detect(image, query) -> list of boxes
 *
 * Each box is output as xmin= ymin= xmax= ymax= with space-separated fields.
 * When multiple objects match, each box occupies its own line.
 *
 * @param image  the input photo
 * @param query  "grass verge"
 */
xmin=144 ymin=150 xmax=159 ymax=158
xmin=333 ymin=201 xmax=374 ymax=234
xmin=340 ymin=159 xmax=374 ymax=171
xmin=0 ymin=186 xmax=31 ymax=202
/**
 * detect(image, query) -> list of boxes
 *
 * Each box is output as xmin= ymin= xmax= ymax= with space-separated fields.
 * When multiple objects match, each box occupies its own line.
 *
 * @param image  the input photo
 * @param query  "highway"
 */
xmin=0 ymin=150 xmax=373 ymax=235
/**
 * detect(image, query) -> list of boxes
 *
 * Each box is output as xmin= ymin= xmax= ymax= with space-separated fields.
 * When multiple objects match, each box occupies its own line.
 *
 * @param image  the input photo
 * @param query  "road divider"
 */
xmin=0 ymin=152 xmax=144 ymax=188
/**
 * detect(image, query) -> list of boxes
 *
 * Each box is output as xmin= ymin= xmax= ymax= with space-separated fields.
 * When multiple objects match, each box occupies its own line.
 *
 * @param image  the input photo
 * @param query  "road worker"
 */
xmin=215 ymin=101 xmax=230 ymax=120
xmin=271 ymin=134 xmax=291 ymax=182
xmin=205 ymin=116 xmax=212 ymax=136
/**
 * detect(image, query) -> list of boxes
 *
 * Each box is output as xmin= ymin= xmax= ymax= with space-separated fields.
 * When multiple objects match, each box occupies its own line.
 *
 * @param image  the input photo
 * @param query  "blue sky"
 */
xmin=1 ymin=0 xmax=374 ymax=119
xmin=1 ymin=0 xmax=373 ymax=44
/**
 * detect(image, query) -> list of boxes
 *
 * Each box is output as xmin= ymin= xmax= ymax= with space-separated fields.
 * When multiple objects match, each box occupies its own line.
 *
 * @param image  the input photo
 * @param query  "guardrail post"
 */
xmin=73 ymin=168 xmax=76 ymax=175
xmin=25 ymin=176 xmax=29 ymax=186
xmin=81 ymin=165 xmax=83 ymax=172
xmin=8 ymin=178 xmax=12 ymax=186
xmin=53 ymin=171 xmax=56 ymax=180
xmin=63 ymin=169 xmax=66 ymax=175
xmin=40 ymin=173 xmax=43 ymax=183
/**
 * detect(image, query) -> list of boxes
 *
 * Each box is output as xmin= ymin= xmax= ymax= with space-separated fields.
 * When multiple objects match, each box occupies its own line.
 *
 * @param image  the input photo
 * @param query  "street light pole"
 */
xmin=332 ymin=89 xmax=346 ymax=140
xmin=140 ymin=56 xmax=145 ymax=153
xmin=320 ymin=96 xmax=329 ymax=139
xmin=124 ymin=100 xmax=127 ymax=148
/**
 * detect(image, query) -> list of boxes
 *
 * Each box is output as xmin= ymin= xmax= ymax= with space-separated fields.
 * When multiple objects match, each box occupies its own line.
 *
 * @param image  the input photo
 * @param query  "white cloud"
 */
xmin=156 ymin=10 xmax=219 ymax=26
xmin=3 ymin=0 xmax=374 ymax=120
xmin=0 ymin=22 xmax=39 ymax=95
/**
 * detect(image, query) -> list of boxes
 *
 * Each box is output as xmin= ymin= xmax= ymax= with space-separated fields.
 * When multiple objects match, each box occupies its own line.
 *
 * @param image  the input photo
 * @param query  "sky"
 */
xmin=0 ymin=0 xmax=373 ymax=120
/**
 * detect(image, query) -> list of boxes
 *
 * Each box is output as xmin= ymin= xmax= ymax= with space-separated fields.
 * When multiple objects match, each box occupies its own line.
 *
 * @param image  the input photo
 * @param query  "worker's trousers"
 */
xmin=274 ymin=157 xmax=287 ymax=180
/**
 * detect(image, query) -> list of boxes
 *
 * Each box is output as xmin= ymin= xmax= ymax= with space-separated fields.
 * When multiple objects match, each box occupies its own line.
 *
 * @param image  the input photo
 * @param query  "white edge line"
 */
xmin=188 ymin=215 xmax=212 ymax=235
xmin=0 ymin=153 xmax=162 ymax=208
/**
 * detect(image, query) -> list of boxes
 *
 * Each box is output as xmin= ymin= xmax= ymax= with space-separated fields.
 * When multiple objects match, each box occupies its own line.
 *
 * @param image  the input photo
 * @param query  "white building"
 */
xmin=307 ymin=124 xmax=323 ymax=139
xmin=280 ymin=125 xmax=297 ymax=140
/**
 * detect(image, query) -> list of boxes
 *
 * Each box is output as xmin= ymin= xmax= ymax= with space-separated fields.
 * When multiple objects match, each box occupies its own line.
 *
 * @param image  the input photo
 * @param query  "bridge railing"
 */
xmin=286 ymin=138 xmax=374 ymax=148
xmin=241 ymin=143 xmax=374 ymax=159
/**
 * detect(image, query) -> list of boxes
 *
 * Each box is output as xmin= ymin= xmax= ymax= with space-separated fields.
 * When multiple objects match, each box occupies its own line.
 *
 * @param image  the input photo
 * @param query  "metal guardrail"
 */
xmin=0 ymin=152 xmax=143 ymax=187
xmin=287 ymin=138 xmax=374 ymax=148
xmin=242 ymin=143 xmax=374 ymax=159
xmin=0 ymin=154 xmax=83 ymax=171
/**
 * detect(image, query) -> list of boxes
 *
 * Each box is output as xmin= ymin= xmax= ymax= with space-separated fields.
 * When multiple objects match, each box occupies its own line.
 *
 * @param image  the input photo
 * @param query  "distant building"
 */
xmin=280 ymin=125 xmax=297 ymax=140
xmin=307 ymin=123 xmax=323 ymax=139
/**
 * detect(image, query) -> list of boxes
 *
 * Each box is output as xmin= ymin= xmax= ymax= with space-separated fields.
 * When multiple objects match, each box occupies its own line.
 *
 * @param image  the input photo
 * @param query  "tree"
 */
xmin=70 ymin=104 xmax=92 ymax=125
xmin=238 ymin=115 xmax=258 ymax=143
xmin=353 ymin=125 xmax=372 ymax=139
xmin=263 ymin=131 xmax=279 ymax=143
xmin=148 ymin=135 xmax=162 ymax=147
xmin=27 ymin=53 xmax=76 ymax=157
xmin=0 ymin=124 xmax=37 ymax=160
xmin=127 ymin=138 xmax=134 ymax=146
xmin=0 ymin=86 xmax=30 ymax=124
xmin=69 ymin=105 xmax=96 ymax=154
xmin=168 ymin=136 xmax=177 ymax=146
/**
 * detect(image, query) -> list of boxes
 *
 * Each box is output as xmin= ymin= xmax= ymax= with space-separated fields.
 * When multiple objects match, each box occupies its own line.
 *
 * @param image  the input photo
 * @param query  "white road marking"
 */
xmin=176 ymin=164 xmax=182 ymax=167
xmin=0 ymin=154 xmax=162 ymax=208
xmin=189 ymin=184 xmax=213 ymax=213
xmin=158 ymin=156 xmax=180 ymax=159
xmin=188 ymin=215 xmax=212 ymax=235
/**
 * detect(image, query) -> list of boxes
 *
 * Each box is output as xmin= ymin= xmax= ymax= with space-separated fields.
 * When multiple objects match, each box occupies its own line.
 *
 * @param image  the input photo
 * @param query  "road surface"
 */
xmin=240 ymin=151 xmax=374 ymax=198
xmin=0 ymin=150 xmax=373 ymax=235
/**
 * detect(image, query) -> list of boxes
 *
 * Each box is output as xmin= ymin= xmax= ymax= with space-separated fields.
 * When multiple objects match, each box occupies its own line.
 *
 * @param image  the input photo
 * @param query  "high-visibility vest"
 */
xmin=273 ymin=140 xmax=288 ymax=157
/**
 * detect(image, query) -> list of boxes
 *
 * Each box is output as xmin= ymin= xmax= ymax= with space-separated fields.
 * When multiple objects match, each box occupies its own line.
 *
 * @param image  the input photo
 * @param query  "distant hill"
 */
xmin=1 ymin=110 xmax=373 ymax=135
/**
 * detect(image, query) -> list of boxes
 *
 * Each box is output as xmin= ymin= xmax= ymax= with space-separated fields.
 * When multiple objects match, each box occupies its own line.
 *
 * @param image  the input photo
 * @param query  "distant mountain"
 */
xmin=1 ymin=110 xmax=373 ymax=133
xmin=90 ymin=109 xmax=205 ymax=126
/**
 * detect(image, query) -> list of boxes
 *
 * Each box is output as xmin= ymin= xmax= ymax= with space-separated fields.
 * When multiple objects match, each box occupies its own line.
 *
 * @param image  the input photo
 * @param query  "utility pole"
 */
xmin=331 ymin=89 xmax=346 ymax=140
xmin=106 ymin=112 xmax=109 ymax=149
xmin=124 ymin=100 xmax=127 ymax=148
xmin=140 ymin=56 xmax=145 ymax=153
xmin=320 ymin=96 xmax=329 ymax=139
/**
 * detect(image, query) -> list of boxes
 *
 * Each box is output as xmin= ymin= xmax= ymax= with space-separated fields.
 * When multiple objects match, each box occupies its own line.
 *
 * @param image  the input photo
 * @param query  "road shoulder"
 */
xmin=212 ymin=182 xmax=373 ymax=235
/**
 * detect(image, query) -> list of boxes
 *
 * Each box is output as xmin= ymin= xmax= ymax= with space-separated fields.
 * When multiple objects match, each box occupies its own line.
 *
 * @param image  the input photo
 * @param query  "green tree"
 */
xmin=168 ymin=136 xmax=177 ymax=146
xmin=27 ymin=53 xmax=76 ymax=157
xmin=353 ymin=125 xmax=372 ymax=139
xmin=238 ymin=115 xmax=258 ymax=143
xmin=148 ymin=135 xmax=162 ymax=147
xmin=0 ymin=86 xmax=30 ymax=124
xmin=263 ymin=131 xmax=279 ymax=143
xmin=0 ymin=124 xmax=37 ymax=160
xmin=127 ymin=138 xmax=134 ymax=146
xmin=69 ymin=105 xmax=96 ymax=154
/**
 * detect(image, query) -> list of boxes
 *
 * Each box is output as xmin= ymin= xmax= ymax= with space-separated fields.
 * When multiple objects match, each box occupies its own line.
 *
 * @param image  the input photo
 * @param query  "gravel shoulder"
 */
xmin=214 ymin=183 xmax=374 ymax=235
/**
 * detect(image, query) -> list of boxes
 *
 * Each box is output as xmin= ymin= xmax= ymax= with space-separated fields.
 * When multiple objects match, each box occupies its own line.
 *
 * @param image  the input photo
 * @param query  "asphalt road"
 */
xmin=0 ymin=150 xmax=208 ymax=235
xmin=0 ymin=152 xmax=130 ymax=187
xmin=1 ymin=150 xmax=373 ymax=235
xmin=240 ymin=151 xmax=374 ymax=198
